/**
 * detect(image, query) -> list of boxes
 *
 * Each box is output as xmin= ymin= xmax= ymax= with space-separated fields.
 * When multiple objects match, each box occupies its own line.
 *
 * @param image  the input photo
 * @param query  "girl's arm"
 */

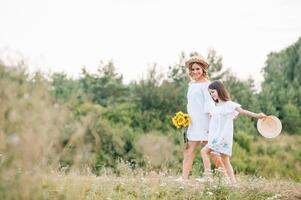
xmin=235 ymin=107 xmax=266 ymax=119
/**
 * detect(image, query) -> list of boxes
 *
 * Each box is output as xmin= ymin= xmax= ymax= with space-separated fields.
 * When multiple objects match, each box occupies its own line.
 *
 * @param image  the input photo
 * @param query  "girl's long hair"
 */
xmin=208 ymin=80 xmax=231 ymax=102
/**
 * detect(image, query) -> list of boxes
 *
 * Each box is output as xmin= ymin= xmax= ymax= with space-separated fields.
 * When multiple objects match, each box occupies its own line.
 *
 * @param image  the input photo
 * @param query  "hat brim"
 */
xmin=185 ymin=58 xmax=209 ymax=69
xmin=257 ymin=115 xmax=282 ymax=138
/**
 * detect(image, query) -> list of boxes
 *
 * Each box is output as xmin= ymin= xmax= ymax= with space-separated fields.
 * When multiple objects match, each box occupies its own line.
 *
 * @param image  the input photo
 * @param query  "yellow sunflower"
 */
xmin=172 ymin=111 xmax=190 ymax=128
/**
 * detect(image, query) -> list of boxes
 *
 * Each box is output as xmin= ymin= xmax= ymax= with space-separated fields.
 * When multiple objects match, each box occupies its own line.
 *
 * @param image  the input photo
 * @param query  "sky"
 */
xmin=0 ymin=0 xmax=300 ymax=85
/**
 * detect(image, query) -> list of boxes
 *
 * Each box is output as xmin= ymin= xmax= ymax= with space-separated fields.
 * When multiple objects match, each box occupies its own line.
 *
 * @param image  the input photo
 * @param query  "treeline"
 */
xmin=52 ymin=38 xmax=301 ymax=135
xmin=0 ymin=38 xmax=300 ymax=180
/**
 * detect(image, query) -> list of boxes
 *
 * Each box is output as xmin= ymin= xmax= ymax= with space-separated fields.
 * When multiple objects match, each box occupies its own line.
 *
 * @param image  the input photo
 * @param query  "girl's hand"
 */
xmin=257 ymin=112 xmax=266 ymax=119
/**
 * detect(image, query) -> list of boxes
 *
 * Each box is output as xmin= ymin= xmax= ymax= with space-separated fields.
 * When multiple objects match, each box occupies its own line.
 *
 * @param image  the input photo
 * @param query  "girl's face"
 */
xmin=189 ymin=63 xmax=204 ymax=81
xmin=209 ymin=89 xmax=219 ymax=101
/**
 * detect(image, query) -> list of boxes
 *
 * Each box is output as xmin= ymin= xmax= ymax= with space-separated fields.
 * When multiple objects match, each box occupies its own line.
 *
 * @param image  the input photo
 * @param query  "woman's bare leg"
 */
xmin=182 ymin=141 xmax=200 ymax=179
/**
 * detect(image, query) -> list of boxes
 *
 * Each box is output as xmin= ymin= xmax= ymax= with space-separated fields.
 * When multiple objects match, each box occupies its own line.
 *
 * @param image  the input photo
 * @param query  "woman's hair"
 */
xmin=188 ymin=62 xmax=209 ymax=80
xmin=208 ymin=80 xmax=231 ymax=102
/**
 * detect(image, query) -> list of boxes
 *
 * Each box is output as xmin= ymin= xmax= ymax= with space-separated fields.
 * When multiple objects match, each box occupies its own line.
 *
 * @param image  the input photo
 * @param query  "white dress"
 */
xmin=186 ymin=81 xmax=215 ymax=141
xmin=207 ymin=101 xmax=241 ymax=156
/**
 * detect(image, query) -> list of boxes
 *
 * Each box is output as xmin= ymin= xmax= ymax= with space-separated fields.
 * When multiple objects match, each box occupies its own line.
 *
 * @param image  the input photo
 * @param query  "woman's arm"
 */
xmin=235 ymin=107 xmax=266 ymax=119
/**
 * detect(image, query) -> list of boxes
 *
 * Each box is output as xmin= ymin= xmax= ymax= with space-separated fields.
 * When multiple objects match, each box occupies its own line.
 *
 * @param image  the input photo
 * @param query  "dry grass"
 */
xmin=135 ymin=132 xmax=179 ymax=168
xmin=1 ymin=171 xmax=300 ymax=200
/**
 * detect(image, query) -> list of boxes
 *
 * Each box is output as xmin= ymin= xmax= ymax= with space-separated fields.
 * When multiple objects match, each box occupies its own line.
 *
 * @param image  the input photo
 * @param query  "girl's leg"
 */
xmin=221 ymin=154 xmax=236 ymax=183
xmin=210 ymin=152 xmax=227 ymax=176
xmin=201 ymin=147 xmax=226 ymax=177
xmin=200 ymin=141 xmax=226 ymax=176
xmin=182 ymin=141 xmax=200 ymax=179
xmin=200 ymin=146 xmax=212 ymax=176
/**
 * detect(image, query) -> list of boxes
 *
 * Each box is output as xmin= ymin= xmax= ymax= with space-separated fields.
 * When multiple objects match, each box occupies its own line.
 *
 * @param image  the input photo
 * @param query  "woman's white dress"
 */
xmin=186 ymin=81 xmax=215 ymax=141
xmin=207 ymin=101 xmax=241 ymax=156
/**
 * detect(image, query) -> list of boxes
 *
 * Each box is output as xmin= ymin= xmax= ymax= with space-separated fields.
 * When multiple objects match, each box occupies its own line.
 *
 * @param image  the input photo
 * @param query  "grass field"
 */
xmin=1 ymin=171 xmax=300 ymax=200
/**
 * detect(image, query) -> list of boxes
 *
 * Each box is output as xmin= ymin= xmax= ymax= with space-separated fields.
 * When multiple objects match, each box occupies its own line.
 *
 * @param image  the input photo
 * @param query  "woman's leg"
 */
xmin=200 ymin=141 xmax=208 ymax=146
xmin=182 ymin=141 xmax=200 ymax=179
xmin=221 ymin=154 xmax=236 ymax=183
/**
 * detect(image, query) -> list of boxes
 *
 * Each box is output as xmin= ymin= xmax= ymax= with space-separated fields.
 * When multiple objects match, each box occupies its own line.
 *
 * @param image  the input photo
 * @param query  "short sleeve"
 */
xmin=203 ymin=87 xmax=215 ymax=113
xmin=222 ymin=101 xmax=241 ymax=115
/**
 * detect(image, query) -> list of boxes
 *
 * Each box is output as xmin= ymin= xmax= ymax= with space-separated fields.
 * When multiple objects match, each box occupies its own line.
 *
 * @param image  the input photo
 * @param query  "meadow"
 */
xmin=1 ymin=38 xmax=301 ymax=199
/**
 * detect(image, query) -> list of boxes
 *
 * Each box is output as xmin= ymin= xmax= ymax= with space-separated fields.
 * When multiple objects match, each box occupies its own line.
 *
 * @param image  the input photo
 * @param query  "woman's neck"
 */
xmin=192 ymin=78 xmax=208 ymax=83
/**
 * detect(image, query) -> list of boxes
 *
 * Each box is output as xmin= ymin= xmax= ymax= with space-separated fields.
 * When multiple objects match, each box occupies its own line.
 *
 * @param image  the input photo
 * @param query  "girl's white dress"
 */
xmin=186 ymin=81 xmax=215 ymax=141
xmin=207 ymin=101 xmax=241 ymax=156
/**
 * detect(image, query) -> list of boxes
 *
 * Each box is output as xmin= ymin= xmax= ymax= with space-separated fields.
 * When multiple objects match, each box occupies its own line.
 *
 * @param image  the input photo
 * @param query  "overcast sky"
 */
xmin=0 ymin=0 xmax=300 ymax=84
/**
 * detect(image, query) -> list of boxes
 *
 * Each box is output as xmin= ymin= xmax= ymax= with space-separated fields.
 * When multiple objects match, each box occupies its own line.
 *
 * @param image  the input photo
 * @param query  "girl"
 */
xmin=201 ymin=80 xmax=266 ymax=183
xmin=181 ymin=56 xmax=223 ymax=180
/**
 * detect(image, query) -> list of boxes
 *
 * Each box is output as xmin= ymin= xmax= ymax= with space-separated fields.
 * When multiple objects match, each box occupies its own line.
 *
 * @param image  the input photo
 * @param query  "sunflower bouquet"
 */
xmin=172 ymin=111 xmax=190 ymax=143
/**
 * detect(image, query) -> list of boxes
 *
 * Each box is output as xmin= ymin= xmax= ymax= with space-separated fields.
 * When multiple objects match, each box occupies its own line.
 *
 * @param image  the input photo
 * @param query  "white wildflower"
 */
xmin=159 ymin=182 xmax=167 ymax=187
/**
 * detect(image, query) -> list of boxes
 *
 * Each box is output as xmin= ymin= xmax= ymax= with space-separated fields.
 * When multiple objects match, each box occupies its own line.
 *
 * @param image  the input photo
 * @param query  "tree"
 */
xmin=80 ymin=61 xmax=128 ymax=106
xmin=51 ymin=73 xmax=80 ymax=102
xmin=282 ymin=102 xmax=301 ymax=134
xmin=206 ymin=49 xmax=230 ymax=80
xmin=259 ymin=37 xmax=301 ymax=134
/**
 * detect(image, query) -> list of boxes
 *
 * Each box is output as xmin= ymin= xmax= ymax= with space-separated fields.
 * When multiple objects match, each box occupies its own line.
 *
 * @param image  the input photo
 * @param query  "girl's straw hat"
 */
xmin=185 ymin=55 xmax=209 ymax=69
xmin=257 ymin=115 xmax=282 ymax=138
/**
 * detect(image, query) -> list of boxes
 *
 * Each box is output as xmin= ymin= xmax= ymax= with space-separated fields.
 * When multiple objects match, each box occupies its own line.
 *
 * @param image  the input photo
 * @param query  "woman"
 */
xmin=181 ymin=55 xmax=221 ymax=180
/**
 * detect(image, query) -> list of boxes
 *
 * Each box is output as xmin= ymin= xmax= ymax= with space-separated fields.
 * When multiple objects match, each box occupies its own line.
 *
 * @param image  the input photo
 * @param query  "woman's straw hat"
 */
xmin=257 ymin=115 xmax=282 ymax=138
xmin=185 ymin=55 xmax=209 ymax=69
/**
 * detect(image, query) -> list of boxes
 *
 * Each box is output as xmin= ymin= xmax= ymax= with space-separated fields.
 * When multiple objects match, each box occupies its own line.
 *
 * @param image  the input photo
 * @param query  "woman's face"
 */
xmin=209 ymin=89 xmax=219 ymax=101
xmin=189 ymin=63 xmax=204 ymax=80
